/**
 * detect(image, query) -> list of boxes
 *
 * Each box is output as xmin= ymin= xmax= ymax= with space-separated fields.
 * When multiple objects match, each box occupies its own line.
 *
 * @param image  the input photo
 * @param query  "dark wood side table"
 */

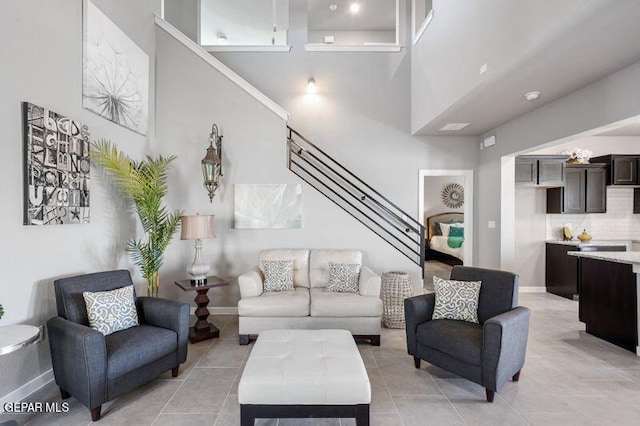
xmin=175 ymin=276 xmax=229 ymax=343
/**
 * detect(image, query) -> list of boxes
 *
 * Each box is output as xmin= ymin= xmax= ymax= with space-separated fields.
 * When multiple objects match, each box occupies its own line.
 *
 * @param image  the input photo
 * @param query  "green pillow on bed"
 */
xmin=449 ymin=226 xmax=464 ymax=237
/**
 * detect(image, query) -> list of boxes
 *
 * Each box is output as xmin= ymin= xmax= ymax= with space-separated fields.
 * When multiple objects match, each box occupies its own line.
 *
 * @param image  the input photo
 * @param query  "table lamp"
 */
xmin=181 ymin=214 xmax=215 ymax=284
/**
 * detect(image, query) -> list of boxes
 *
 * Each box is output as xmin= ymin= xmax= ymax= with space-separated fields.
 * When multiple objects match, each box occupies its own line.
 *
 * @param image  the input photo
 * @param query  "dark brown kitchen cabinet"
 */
xmin=515 ymin=156 xmax=567 ymax=186
xmin=545 ymin=243 xmax=579 ymax=300
xmin=546 ymin=164 xmax=607 ymax=213
xmin=515 ymin=158 xmax=537 ymax=183
xmin=590 ymin=154 xmax=640 ymax=185
xmin=635 ymin=188 xmax=640 ymax=214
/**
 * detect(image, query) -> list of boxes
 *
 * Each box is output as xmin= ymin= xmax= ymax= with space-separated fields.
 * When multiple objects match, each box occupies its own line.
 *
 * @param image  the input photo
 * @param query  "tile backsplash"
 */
xmin=547 ymin=187 xmax=640 ymax=240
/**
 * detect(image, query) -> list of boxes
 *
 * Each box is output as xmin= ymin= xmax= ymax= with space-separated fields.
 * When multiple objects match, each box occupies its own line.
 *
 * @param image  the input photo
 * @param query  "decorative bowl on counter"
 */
xmin=577 ymin=230 xmax=593 ymax=242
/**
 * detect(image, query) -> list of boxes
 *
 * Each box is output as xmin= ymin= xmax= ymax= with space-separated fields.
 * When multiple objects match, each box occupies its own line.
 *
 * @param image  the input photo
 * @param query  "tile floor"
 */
xmin=3 ymin=293 xmax=640 ymax=425
xmin=424 ymin=260 xmax=453 ymax=291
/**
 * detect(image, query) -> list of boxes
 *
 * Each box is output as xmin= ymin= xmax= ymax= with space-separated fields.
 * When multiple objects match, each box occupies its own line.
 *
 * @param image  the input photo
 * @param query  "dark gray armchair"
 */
xmin=47 ymin=270 xmax=189 ymax=421
xmin=405 ymin=266 xmax=530 ymax=402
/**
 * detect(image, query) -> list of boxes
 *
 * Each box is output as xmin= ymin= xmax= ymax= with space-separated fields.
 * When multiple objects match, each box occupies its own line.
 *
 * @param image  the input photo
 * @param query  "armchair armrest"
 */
xmin=46 ymin=317 xmax=107 ymax=409
xmin=358 ymin=266 xmax=381 ymax=296
xmin=137 ymin=297 xmax=190 ymax=363
xmin=482 ymin=306 xmax=531 ymax=391
xmin=403 ymin=293 xmax=435 ymax=356
xmin=238 ymin=266 xmax=264 ymax=299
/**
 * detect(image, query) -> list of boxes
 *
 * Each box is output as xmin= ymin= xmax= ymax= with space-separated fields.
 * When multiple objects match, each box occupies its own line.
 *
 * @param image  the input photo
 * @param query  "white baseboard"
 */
xmin=190 ymin=307 xmax=238 ymax=315
xmin=0 ymin=369 xmax=54 ymax=412
xmin=520 ymin=287 xmax=546 ymax=293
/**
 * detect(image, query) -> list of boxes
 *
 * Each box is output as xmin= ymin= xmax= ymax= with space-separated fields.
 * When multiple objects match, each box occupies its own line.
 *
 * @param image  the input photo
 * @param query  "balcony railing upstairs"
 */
xmin=287 ymin=126 xmax=425 ymax=275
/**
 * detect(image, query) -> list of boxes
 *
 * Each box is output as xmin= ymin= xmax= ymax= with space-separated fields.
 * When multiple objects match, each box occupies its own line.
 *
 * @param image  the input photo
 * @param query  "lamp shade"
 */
xmin=181 ymin=215 xmax=215 ymax=240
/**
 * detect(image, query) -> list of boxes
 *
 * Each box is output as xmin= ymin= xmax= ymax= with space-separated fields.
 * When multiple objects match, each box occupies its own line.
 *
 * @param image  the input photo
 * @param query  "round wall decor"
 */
xmin=441 ymin=183 xmax=464 ymax=208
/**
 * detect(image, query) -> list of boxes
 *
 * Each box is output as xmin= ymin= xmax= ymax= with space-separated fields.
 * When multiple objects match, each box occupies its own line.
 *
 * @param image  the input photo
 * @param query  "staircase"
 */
xmin=287 ymin=126 xmax=426 ymax=276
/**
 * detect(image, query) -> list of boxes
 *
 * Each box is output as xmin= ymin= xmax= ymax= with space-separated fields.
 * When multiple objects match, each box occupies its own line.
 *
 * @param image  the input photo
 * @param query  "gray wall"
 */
xmin=0 ymin=0 xmax=161 ymax=401
xmin=202 ymin=0 xmax=477 ymax=295
xmin=164 ymin=0 xmax=199 ymax=42
xmin=156 ymin=2 xmax=478 ymax=302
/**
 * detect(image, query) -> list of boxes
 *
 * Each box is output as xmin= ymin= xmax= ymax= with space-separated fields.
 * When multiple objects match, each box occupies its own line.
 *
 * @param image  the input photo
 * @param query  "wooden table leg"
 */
xmin=190 ymin=288 xmax=220 ymax=343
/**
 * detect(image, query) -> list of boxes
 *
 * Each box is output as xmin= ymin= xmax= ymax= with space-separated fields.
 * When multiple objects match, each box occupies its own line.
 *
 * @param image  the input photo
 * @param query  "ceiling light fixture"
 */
xmin=329 ymin=4 xmax=338 ymax=11
xmin=350 ymin=3 xmax=361 ymax=13
xmin=524 ymin=91 xmax=541 ymax=101
xmin=306 ymin=78 xmax=317 ymax=94
xmin=216 ymin=33 xmax=228 ymax=44
xmin=439 ymin=123 xmax=471 ymax=131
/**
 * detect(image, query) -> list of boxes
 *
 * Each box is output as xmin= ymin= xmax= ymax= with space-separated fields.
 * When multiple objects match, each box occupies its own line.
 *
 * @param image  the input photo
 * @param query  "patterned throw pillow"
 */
xmin=261 ymin=259 xmax=295 ymax=292
xmin=432 ymin=276 xmax=481 ymax=323
xmin=83 ymin=285 xmax=139 ymax=335
xmin=325 ymin=262 xmax=361 ymax=293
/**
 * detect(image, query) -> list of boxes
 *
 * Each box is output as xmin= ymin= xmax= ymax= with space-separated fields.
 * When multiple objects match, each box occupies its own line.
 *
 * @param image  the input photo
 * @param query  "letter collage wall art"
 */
xmin=22 ymin=102 xmax=91 ymax=226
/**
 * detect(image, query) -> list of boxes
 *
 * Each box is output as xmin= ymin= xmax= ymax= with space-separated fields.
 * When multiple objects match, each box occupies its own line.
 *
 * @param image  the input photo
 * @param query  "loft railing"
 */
xmin=287 ymin=126 xmax=425 ymax=275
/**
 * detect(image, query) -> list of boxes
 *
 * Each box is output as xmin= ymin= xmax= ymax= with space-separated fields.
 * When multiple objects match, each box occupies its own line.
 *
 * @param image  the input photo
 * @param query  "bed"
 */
xmin=425 ymin=212 xmax=464 ymax=266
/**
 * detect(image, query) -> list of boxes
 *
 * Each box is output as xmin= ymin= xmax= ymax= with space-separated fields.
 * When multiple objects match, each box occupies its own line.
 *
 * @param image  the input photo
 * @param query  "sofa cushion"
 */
xmin=310 ymin=288 xmax=382 ymax=317
xmin=106 ymin=325 xmax=177 ymax=379
xmin=325 ymin=262 xmax=361 ymax=293
xmin=416 ymin=319 xmax=483 ymax=366
xmin=261 ymin=259 xmax=295 ymax=292
xmin=259 ymin=249 xmax=310 ymax=288
xmin=310 ymin=250 xmax=362 ymax=288
xmin=238 ymin=288 xmax=310 ymax=317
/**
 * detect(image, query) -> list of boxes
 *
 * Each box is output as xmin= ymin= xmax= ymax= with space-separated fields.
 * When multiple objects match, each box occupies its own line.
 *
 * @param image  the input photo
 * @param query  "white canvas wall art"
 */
xmin=83 ymin=0 xmax=149 ymax=135
xmin=235 ymin=184 xmax=302 ymax=229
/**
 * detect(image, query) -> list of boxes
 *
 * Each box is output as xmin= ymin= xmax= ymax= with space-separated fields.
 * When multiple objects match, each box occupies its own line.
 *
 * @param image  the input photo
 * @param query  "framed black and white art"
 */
xmin=22 ymin=102 xmax=91 ymax=226
xmin=82 ymin=0 xmax=149 ymax=135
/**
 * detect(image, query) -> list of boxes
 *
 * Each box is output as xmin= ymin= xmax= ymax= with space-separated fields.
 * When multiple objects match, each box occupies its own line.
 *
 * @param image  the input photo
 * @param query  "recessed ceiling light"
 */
xmin=216 ymin=33 xmax=228 ymax=44
xmin=524 ymin=91 xmax=541 ymax=101
xmin=439 ymin=123 xmax=471 ymax=131
xmin=350 ymin=3 xmax=361 ymax=13
xmin=329 ymin=4 xmax=338 ymax=11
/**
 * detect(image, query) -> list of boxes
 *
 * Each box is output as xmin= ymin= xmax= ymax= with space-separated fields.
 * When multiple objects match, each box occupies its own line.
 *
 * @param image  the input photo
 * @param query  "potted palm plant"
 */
xmin=91 ymin=140 xmax=183 ymax=296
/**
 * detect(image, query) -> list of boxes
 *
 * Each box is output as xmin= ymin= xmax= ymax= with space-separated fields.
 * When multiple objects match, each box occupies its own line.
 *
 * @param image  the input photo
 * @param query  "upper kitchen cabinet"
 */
xmin=547 ymin=164 xmax=607 ymax=214
xmin=635 ymin=188 xmax=640 ymax=214
xmin=590 ymin=154 xmax=639 ymax=185
xmin=515 ymin=156 xmax=567 ymax=186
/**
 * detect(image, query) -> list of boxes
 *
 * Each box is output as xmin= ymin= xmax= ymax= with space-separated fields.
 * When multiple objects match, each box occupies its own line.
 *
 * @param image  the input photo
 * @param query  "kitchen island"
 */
xmin=568 ymin=251 xmax=640 ymax=355
xmin=546 ymin=240 xmax=629 ymax=300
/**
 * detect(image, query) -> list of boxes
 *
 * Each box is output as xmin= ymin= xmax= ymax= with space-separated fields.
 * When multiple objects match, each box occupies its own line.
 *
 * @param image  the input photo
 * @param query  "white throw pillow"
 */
xmin=83 ymin=286 xmax=139 ymax=336
xmin=439 ymin=222 xmax=463 ymax=237
xmin=432 ymin=276 xmax=482 ymax=323
xmin=260 ymin=259 xmax=295 ymax=292
xmin=325 ymin=262 xmax=361 ymax=293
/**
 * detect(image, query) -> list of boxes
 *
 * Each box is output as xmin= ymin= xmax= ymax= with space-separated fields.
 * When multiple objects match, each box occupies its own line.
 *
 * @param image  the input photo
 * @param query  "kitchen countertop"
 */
xmin=546 ymin=240 xmax=631 ymax=247
xmin=568 ymin=251 xmax=640 ymax=265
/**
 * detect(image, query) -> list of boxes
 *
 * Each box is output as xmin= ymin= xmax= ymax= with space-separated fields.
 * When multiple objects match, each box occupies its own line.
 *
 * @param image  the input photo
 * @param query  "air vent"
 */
xmin=439 ymin=123 xmax=470 ymax=131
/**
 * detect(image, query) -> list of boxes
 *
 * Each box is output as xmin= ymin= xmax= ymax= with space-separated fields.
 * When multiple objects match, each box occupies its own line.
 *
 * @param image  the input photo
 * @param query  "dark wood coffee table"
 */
xmin=174 ymin=276 xmax=229 ymax=343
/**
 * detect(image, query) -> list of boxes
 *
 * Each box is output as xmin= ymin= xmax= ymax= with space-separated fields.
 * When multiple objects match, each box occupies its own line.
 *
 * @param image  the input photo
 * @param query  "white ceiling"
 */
xmin=307 ymin=0 xmax=396 ymax=31
xmin=416 ymin=0 xmax=640 ymax=136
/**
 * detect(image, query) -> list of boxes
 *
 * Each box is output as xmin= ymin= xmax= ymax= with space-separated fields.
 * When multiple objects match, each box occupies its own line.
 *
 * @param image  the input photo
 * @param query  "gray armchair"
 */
xmin=405 ymin=266 xmax=530 ymax=402
xmin=47 ymin=270 xmax=189 ymax=421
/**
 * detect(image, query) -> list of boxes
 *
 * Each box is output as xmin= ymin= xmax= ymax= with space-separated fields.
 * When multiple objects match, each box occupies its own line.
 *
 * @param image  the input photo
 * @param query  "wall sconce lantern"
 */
xmin=202 ymin=124 xmax=223 ymax=203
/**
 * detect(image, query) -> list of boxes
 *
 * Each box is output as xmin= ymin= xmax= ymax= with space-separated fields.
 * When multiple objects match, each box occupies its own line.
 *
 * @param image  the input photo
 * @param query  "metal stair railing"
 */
xmin=287 ymin=126 xmax=425 ymax=275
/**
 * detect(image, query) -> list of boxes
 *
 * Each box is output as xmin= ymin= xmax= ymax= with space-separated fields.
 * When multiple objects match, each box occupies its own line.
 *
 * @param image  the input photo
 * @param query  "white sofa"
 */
xmin=237 ymin=249 xmax=383 ymax=345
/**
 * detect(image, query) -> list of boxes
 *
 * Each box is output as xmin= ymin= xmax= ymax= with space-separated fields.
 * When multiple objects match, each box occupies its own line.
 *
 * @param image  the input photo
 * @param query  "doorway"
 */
xmin=419 ymin=169 xmax=474 ymax=291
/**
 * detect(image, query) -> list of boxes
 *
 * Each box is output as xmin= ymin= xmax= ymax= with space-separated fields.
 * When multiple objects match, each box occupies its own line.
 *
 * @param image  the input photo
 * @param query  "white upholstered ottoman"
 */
xmin=238 ymin=329 xmax=371 ymax=425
